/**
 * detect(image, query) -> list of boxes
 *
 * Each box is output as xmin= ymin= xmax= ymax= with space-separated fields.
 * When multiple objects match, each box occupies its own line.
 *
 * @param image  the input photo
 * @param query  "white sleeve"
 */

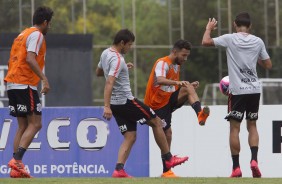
xmin=155 ymin=60 xmax=169 ymax=77
xmin=98 ymin=60 xmax=102 ymax=68
xmin=259 ymin=39 xmax=270 ymax=60
xmin=26 ymin=31 xmax=44 ymax=55
xmin=212 ymin=34 xmax=231 ymax=48
xmin=108 ymin=56 xmax=122 ymax=78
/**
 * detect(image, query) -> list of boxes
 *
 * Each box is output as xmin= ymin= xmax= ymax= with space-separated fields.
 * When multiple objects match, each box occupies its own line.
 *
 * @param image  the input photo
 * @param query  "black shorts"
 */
xmin=154 ymin=89 xmax=183 ymax=130
xmin=7 ymin=87 xmax=42 ymax=117
xmin=110 ymin=98 xmax=157 ymax=134
xmin=225 ymin=93 xmax=260 ymax=122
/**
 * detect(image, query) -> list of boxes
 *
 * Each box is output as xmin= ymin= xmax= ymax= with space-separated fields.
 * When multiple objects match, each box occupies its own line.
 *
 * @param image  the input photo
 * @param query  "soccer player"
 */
xmin=202 ymin=12 xmax=272 ymax=177
xmin=96 ymin=29 xmax=188 ymax=178
xmin=4 ymin=6 xmax=54 ymax=178
xmin=144 ymin=39 xmax=210 ymax=177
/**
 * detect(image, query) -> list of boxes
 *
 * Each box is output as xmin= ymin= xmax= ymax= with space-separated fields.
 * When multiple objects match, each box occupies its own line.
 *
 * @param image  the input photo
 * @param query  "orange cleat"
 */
xmin=251 ymin=160 xmax=261 ymax=178
xmin=165 ymin=155 xmax=188 ymax=170
xmin=198 ymin=106 xmax=210 ymax=126
xmin=10 ymin=169 xmax=27 ymax=178
xmin=161 ymin=169 xmax=179 ymax=178
xmin=8 ymin=158 xmax=31 ymax=178
xmin=230 ymin=167 xmax=242 ymax=178
xmin=112 ymin=169 xmax=133 ymax=178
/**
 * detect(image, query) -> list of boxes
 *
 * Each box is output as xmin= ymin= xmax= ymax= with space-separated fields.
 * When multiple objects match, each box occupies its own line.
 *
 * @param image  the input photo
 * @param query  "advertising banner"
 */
xmin=0 ymin=107 xmax=149 ymax=177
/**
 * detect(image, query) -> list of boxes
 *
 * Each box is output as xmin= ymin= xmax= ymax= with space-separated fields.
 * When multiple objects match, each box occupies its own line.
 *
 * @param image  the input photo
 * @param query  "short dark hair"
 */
xmin=33 ymin=6 xmax=54 ymax=25
xmin=235 ymin=12 xmax=251 ymax=28
xmin=173 ymin=39 xmax=192 ymax=51
xmin=113 ymin=29 xmax=135 ymax=45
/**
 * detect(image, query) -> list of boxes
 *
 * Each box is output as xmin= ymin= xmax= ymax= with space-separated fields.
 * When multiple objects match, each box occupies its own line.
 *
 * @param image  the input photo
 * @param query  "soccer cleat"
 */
xmin=198 ymin=106 xmax=210 ymax=126
xmin=10 ymin=169 xmax=27 ymax=178
xmin=251 ymin=160 xmax=261 ymax=178
xmin=161 ymin=169 xmax=179 ymax=178
xmin=8 ymin=158 xmax=31 ymax=178
xmin=230 ymin=167 xmax=242 ymax=178
xmin=165 ymin=155 xmax=188 ymax=169
xmin=112 ymin=169 xmax=133 ymax=178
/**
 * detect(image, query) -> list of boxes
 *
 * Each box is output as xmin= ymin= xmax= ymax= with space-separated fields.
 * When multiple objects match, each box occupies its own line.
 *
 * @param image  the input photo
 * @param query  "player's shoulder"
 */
xmin=155 ymin=60 xmax=169 ymax=70
xmin=219 ymin=33 xmax=235 ymax=40
xmin=104 ymin=48 xmax=121 ymax=57
xmin=27 ymin=30 xmax=43 ymax=40
xmin=101 ymin=48 xmax=112 ymax=58
xmin=101 ymin=48 xmax=109 ymax=54
xmin=248 ymin=34 xmax=264 ymax=44
xmin=156 ymin=59 xmax=165 ymax=63
xmin=101 ymin=48 xmax=122 ymax=64
xmin=31 ymin=30 xmax=41 ymax=34
xmin=252 ymin=35 xmax=263 ymax=41
xmin=156 ymin=59 xmax=168 ymax=66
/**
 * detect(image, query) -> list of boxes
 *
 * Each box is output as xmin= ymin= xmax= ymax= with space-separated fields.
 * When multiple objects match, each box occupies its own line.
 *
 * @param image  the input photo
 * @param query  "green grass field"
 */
xmin=1 ymin=178 xmax=282 ymax=184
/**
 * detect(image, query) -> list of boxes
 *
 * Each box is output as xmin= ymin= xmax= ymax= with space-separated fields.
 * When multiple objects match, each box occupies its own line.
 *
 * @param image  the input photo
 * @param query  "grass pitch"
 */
xmin=1 ymin=177 xmax=282 ymax=184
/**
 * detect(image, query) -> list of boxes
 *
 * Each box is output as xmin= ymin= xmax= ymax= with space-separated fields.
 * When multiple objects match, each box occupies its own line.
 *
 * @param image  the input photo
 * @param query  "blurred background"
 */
xmin=0 ymin=0 xmax=282 ymax=106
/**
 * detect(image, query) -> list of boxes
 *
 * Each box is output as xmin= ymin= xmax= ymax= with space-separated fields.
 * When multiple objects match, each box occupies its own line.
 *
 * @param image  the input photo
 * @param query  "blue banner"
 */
xmin=0 ymin=107 xmax=149 ymax=177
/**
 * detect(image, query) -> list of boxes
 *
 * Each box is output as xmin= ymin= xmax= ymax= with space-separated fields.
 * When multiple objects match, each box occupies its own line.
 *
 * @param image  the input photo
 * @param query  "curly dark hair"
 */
xmin=173 ymin=39 xmax=192 ymax=51
xmin=33 ymin=6 xmax=54 ymax=25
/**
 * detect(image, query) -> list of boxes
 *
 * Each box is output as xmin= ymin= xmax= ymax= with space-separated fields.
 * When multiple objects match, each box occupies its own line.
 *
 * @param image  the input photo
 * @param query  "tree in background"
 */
xmin=1 ymin=0 xmax=281 ymax=104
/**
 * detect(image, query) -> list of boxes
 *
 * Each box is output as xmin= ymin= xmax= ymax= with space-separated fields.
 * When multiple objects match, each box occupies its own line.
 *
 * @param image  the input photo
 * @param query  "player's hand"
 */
xmin=191 ymin=81 xmax=200 ymax=89
xmin=176 ymin=81 xmax=190 ymax=87
xmin=41 ymin=78 xmax=50 ymax=95
xmin=103 ymin=106 xmax=112 ymax=120
xmin=127 ymin=62 xmax=134 ymax=69
xmin=206 ymin=18 xmax=217 ymax=31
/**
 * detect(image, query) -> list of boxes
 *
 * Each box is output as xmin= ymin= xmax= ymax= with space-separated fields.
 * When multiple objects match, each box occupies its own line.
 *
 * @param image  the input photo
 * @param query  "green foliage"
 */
xmin=1 ymin=0 xmax=281 ymax=102
xmin=42 ymin=0 xmax=74 ymax=33
xmin=0 ymin=0 xmax=29 ymax=32
xmin=183 ymin=0 xmax=217 ymax=45
xmin=134 ymin=0 xmax=169 ymax=45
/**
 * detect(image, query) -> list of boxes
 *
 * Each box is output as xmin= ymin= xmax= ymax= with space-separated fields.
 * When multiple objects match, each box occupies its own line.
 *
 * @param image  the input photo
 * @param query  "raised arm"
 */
xmin=202 ymin=18 xmax=218 ymax=46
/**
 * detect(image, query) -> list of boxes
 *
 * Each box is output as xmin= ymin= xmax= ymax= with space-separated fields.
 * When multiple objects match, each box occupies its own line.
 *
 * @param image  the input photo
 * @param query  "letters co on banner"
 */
xmin=0 ymin=107 xmax=149 ymax=177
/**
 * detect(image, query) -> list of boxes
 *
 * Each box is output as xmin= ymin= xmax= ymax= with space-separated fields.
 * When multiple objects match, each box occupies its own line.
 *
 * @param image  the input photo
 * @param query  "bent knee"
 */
xmin=182 ymin=84 xmax=196 ymax=94
xmin=33 ymin=122 xmax=42 ymax=131
xmin=148 ymin=117 xmax=163 ymax=128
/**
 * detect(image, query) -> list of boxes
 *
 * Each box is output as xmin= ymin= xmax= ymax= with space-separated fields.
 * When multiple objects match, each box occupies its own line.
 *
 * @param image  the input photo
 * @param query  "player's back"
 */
xmin=230 ymin=33 xmax=264 ymax=61
xmin=224 ymin=33 xmax=268 ymax=95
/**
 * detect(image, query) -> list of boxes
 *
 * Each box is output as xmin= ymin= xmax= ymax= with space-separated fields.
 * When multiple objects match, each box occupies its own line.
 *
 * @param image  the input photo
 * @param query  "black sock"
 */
xmin=161 ymin=152 xmax=172 ymax=161
xmin=115 ymin=163 xmax=124 ymax=171
xmin=232 ymin=154 xmax=240 ymax=169
xmin=250 ymin=146 xmax=258 ymax=161
xmin=13 ymin=147 xmax=26 ymax=160
xmin=162 ymin=158 xmax=169 ymax=173
xmin=191 ymin=101 xmax=201 ymax=115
